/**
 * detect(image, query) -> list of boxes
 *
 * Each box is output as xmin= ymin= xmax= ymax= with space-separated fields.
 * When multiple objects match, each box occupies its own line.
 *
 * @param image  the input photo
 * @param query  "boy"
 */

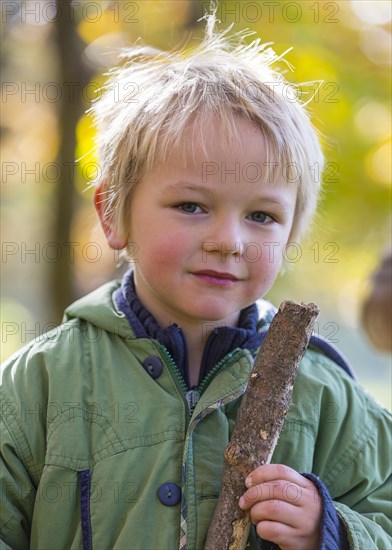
xmin=1 ymin=15 xmax=391 ymax=550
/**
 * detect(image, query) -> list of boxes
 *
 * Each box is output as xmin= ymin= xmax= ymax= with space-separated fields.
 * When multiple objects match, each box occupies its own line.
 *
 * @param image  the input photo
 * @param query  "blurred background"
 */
xmin=1 ymin=0 xmax=391 ymax=407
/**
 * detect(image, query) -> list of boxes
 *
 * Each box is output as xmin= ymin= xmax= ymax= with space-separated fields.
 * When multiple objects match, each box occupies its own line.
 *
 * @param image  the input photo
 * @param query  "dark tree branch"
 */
xmin=52 ymin=0 xmax=92 ymax=321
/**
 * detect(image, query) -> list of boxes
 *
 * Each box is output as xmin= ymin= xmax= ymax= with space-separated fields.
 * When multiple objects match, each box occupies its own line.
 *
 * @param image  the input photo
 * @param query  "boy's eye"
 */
xmin=248 ymin=211 xmax=273 ymax=224
xmin=176 ymin=202 xmax=202 ymax=214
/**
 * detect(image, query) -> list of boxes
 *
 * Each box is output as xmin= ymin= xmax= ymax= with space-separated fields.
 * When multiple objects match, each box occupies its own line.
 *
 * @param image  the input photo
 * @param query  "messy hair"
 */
xmin=90 ymin=12 xmax=324 ymax=248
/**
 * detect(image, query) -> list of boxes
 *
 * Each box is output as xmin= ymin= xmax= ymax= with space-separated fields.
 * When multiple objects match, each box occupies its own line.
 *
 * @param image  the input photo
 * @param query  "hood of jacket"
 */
xmin=63 ymin=279 xmax=133 ymax=337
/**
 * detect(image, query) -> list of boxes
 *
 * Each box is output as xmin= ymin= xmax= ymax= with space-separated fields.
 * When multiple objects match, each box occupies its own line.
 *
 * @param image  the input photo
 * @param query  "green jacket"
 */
xmin=1 ymin=281 xmax=391 ymax=550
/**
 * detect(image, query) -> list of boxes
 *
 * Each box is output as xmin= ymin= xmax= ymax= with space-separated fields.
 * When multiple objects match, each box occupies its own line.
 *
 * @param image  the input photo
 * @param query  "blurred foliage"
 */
xmin=1 ymin=0 xmax=391 ymax=407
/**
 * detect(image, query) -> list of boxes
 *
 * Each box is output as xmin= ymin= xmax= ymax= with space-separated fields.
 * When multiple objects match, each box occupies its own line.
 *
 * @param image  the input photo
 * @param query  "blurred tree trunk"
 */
xmin=52 ymin=0 xmax=92 ymax=322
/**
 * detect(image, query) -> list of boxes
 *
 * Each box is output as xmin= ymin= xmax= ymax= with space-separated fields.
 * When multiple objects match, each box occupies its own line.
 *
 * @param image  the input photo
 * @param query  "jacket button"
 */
xmin=157 ymin=483 xmax=181 ymax=506
xmin=142 ymin=356 xmax=163 ymax=379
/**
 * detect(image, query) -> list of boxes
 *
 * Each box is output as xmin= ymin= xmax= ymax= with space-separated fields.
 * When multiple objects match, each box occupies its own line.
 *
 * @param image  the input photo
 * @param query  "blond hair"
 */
xmin=90 ymin=13 xmax=324 ymax=248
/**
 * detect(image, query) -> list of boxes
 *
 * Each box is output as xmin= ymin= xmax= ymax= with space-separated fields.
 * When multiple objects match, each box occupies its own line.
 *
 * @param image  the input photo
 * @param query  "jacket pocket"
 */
xmin=46 ymin=406 xmax=127 ymax=470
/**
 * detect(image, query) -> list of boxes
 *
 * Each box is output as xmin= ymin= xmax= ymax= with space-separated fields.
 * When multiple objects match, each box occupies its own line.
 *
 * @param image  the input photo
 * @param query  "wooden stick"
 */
xmin=204 ymin=300 xmax=319 ymax=550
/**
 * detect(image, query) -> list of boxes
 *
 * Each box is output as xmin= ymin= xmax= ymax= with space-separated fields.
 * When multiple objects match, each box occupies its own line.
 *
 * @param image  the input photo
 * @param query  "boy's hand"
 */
xmin=239 ymin=464 xmax=322 ymax=550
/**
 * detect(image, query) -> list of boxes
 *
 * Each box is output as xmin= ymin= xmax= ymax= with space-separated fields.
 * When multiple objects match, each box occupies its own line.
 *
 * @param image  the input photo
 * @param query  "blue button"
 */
xmin=142 ymin=356 xmax=163 ymax=379
xmin=157 ymin=483 xmax=181 ymax=506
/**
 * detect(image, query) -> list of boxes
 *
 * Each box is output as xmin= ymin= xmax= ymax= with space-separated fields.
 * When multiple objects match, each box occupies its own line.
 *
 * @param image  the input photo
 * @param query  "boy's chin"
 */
xmin=187 ymin=307 xmax=243 ymax=327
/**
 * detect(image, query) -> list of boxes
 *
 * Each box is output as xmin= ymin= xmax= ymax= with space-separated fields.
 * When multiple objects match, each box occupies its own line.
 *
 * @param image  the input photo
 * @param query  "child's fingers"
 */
xmin=245 ymin=463 xmax=310 ymax=489
xmin=239 ymin=479 xmax=306 ymax=510
xmin=241 ymin=488 xmax=322 ymax=550
xmin=247 ymin=498 xmax=300 ymax=528
xmin=254 ymin=519 xmax=294 ymax=546
xmin=238 ymin=464 xmax=322 ymax=550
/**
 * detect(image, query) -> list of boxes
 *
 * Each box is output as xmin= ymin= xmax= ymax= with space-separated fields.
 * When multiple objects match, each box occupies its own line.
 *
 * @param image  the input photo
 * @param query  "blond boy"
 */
xmin=1 ymin=16 xmax=391 ymax=550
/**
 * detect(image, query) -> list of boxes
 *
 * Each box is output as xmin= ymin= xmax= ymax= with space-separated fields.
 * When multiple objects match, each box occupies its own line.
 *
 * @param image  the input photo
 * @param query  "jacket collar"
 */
xmin=114 ymin=271 xmax=263 ymax=389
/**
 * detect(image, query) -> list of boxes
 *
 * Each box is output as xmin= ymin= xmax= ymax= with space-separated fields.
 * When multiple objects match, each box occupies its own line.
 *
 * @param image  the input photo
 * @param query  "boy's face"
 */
xmin=121 ymin=117 xmax=296 ymax=328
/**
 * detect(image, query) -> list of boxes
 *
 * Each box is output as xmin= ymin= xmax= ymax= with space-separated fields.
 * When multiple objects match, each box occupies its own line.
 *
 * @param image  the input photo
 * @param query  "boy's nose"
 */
xmin=202 ymin=218 xmax=245 ymax=257
xmin=202 ymin=240 xmax=244 ymax=256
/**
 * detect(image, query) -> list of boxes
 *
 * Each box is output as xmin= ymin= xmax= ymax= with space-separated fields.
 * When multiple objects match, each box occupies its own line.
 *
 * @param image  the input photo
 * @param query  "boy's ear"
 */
xmin=94 ymin=183 xmax=127 ymax=250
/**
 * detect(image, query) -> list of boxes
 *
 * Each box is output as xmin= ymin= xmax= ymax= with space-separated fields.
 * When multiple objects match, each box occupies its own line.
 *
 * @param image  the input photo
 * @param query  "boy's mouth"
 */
xmin=191 ymin=270 xmax=240 ymax=286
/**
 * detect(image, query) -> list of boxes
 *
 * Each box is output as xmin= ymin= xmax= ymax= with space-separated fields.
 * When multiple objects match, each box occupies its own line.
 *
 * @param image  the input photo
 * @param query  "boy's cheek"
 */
xmin=135 ymin=233 xmax=189 ymax=265
xmin=250 ymin=253 xmax=284 ymax=291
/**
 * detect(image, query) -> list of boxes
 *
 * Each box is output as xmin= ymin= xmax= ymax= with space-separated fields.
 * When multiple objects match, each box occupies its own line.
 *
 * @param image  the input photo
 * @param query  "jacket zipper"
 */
xmin=157 ymin=344 xmax=196 ymax=416
xmin=158 ymin=345 xmax=248 ymax=415
xmin=197 ymin=348 xmax=245 ymax=395
xmin=181 ymin=350 xmax=244 ymax=417
xmin=190 ymin=349 xmax=247 ymax=413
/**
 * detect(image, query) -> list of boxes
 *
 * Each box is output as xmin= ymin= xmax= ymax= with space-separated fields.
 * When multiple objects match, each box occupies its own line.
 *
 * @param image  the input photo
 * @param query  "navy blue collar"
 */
xmin=114 ymin=271 xmax=263 ymax=389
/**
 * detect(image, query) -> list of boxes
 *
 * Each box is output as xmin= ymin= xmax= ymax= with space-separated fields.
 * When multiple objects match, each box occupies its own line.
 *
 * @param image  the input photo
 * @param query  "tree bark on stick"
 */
xmin=204 ymin=300 xmax=319 ymax=550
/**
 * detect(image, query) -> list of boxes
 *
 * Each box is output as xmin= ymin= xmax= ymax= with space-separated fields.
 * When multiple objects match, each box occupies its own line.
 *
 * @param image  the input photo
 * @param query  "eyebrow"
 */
xmin=164 ymin=182 xmax=208 ymax=196
xmin=255 ymin=197 xmax=294 ymax=211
